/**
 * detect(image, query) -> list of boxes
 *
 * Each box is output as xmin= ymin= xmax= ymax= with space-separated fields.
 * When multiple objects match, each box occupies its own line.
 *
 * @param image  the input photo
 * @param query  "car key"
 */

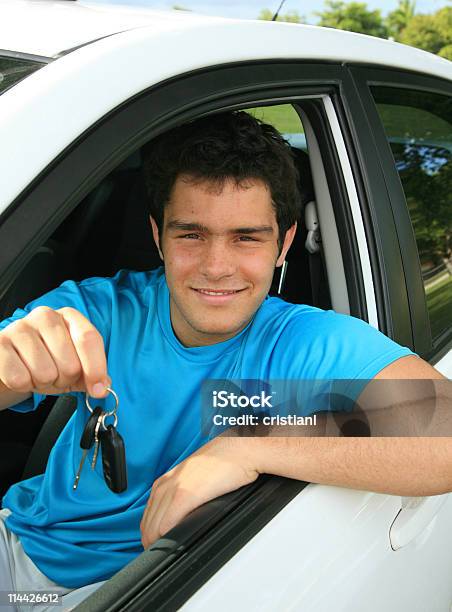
xmin=91 ymin=417 xmax=103 ymax=470
xmin=73 ymin=406 xmax=103 ymax=490
xmin=100 ymin=424 xmax=127 ymax=493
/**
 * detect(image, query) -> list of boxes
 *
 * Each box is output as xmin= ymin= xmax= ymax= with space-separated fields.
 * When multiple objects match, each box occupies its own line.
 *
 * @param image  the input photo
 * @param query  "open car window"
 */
xmin=0 ymin=95 xmax=337 ymax=607
xmin=0 ymin=58 xmax=385 ymax=607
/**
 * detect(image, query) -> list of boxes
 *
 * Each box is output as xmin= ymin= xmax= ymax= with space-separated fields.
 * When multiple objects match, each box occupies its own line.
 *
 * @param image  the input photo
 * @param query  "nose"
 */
xmin=199 ymin=238 xmax=237 ymax=280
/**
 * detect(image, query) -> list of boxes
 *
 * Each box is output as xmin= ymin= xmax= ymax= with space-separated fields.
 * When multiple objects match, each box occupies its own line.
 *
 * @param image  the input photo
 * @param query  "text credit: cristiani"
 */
xmin=212 ymin=414 xmax=317 ymax=426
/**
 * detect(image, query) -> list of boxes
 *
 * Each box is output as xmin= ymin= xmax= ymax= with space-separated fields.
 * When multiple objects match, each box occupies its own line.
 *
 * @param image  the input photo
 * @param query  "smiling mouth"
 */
xmin=192 ymin=288 xmax=245 ymax=296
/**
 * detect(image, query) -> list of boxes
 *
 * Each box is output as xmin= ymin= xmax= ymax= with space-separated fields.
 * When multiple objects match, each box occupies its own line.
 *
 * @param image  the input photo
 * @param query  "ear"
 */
xmin=149 ymin=215 xmax=164 ymax=261
xmin=276 ymin=222 xmax=297 ymax=267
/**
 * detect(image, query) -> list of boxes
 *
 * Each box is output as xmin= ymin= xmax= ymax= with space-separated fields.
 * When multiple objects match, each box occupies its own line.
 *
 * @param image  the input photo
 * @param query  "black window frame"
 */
xmin=0 ymin=61 xmax=406 ymax=334
xmin=348 ymin=66 xmax=452 ymax=364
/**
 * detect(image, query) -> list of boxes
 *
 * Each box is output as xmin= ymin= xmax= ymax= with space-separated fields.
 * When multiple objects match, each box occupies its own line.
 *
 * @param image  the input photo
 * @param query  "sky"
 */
xmin=94 ymin=0 xmax=450 ymax=23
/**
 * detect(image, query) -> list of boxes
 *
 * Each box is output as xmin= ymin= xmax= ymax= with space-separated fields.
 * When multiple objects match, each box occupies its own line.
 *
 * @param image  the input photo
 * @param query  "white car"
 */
xmin=0 ymin=1 xmax=451 ymax=611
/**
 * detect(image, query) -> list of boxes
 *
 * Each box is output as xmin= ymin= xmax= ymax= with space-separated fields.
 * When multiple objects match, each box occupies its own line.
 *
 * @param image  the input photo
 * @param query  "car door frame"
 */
xmin=0 ymin=61 xmax=406 ymax=337
xmin=0 ymin=60 xmax=420 ymax=610
xmin=348 ymin=65 xmax=452 ymax=370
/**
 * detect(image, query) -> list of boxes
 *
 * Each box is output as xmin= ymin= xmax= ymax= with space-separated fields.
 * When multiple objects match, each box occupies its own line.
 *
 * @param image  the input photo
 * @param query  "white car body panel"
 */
xmin=434 ymin=351 xmax=452 ymax=378
xmin=0 ymin=0 xmax=217 ymax=57
xmin=181 ymin=486 xmax=452 ymax=611
xmin=0 ymin=3 xmax=451 ymax=212
xmin=0 ymin=0 xmax=450 ymax=79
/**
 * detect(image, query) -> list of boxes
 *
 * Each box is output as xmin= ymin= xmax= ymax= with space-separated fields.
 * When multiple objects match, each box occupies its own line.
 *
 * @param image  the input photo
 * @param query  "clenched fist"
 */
xmin=0 ymin=306 xmax=110 ymax=408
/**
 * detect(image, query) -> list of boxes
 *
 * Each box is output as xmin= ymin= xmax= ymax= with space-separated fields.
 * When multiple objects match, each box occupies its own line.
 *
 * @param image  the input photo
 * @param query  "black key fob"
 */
xmin=100 ymin=425 xmax=127 ymax=493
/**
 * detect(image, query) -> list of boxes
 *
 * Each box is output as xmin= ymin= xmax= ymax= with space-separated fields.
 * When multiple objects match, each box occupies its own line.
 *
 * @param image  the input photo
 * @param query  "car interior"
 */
xmin=0 ymin=101 xmax=340 ymax=607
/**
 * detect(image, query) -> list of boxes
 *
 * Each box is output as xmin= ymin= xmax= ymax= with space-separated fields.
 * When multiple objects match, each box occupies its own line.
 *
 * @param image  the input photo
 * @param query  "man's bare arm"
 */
xmin=243 ymin=435 xmax=451 ymax=496
xmin=140 ymin=355 xmax=452 ymax=545
xmin=264 ymin=356 xmax=450 ymax=438
xmin=243 ymin=356 xmax=452 ymax=496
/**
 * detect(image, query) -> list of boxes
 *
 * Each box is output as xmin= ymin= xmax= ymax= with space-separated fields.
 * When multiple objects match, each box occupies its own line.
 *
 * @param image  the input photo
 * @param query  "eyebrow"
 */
xmin=166 ymin=221 xmax=275 ymax=234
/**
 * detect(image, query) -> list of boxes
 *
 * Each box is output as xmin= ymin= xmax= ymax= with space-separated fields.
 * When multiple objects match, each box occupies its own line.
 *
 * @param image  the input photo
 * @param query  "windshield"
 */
xmin=0 ymin=55 xmax=46 ymax=95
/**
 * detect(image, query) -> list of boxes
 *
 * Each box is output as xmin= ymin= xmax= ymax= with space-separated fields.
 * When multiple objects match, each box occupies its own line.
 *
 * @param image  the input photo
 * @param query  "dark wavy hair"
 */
xmin=142 ymin=110 xmax=301 ymax=250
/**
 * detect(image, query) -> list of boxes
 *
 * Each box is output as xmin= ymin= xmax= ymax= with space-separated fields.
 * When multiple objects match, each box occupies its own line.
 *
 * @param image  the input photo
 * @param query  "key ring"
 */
xmin=100 ymin=411 xmax=118 ymax=431
xmin=85 ymin=387 xmax=119 ymax=418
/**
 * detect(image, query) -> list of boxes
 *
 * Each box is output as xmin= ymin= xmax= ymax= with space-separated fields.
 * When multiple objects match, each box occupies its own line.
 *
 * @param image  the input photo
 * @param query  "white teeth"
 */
xmin=197 ymin=289 xmax=238 ymax=295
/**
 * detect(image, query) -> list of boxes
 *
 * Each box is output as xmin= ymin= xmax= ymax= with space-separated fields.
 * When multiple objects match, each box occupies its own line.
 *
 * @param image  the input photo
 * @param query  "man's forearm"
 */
xmin=237 ymin=436 xmax=452 ymax=497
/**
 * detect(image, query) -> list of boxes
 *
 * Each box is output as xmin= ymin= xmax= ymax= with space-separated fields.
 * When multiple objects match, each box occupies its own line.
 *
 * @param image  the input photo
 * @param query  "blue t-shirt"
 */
xmin=0 ymin=268 xmax=414 ymax=587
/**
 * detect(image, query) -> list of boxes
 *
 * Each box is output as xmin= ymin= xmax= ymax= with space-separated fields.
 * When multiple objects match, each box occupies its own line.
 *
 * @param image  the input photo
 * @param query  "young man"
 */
xmin=0 ymin=111 xmax=449 ymax=603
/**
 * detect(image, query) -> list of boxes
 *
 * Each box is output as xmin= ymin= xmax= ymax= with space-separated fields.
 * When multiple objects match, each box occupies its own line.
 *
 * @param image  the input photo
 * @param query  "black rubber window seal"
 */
xmin=75 ymin=475 xmax=307 ymax=611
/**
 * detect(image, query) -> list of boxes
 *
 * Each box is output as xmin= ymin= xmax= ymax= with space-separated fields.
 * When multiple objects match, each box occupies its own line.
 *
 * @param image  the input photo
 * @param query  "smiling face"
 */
xmin=150 ymin=174 xmax=296 ymax=347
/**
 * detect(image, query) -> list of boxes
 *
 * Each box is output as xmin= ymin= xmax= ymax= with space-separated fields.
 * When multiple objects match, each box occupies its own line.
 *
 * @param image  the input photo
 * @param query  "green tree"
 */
xmin=258 ymin=8 xmax=302 ymax=23
xmin=438 ymin=44 xmax=452 ymax=61
xmin=400 ymin=7 xmax=452 ymax=58
xmin=386 ymin=0 xmax=416 ymax=39
xmin=315 ymin=1 xmax=388 ymax=38
xmin=401 ymin=146 xmax=452 ymax=265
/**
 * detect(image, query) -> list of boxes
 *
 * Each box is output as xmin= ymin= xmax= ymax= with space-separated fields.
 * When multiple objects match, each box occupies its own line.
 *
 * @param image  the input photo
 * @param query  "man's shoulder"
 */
xmin=252 ymin=296 xmax=414 ymax=380
xmin=261 ymin=297 xmax=402 ymax=349
xmin=0 ymin=267 xmax=165 ymax=334
xmin=77 ymin=267 xmax=164 ymax=296
xmin=65 ymin=266 xmax=165 ymax=312
xmin=256 ymin=295 xmax=343 ymax=332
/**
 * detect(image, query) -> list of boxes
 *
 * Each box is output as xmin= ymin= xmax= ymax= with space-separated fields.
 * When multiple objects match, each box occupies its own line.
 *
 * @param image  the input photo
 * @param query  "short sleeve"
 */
xmin=275 ymin=308 xmax=417 ymax=415
xmin=287 ymin=309 xmax=416 ymax=377
xmin=321 ymin=312 xmax=416 ymax=410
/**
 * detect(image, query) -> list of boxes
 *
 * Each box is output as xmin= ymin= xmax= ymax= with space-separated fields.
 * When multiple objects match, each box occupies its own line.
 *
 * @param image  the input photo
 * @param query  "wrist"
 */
xmin=215 ymin=435 xmax=267 ymax=476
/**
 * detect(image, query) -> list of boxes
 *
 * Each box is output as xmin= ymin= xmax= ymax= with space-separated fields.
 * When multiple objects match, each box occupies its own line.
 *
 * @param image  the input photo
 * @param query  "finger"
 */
xmin=142 ymin=470 xmax=204 ymax=548
xmin=157 ymin=490 xmax=193 ymax=540
xmin=141 ymin=482 xmax=176 ymax=548
xmin=140 ymin=506 xmax=152 ymax=549
xmin=7 ymin=322 xmax=59 ymax=391
xmin=0 ymin=334 xmax=33 ymax=392
xmin=140 ymin=484 xmax=161 ymax=547
xmin=28 ymin=308 xmax=83 ymax=391
xmin=57 ymin=308 xmax=110 ymax=397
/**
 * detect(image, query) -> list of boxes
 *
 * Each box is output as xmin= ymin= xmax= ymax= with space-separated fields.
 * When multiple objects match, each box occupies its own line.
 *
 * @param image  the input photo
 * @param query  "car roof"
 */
xmin=0 ymin=0 xmax=213 ymax=58
xmin=0 ymin=0 xmax=451 ymax=81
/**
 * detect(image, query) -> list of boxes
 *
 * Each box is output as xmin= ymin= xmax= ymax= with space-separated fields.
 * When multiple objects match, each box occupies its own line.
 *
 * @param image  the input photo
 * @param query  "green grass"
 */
xmin=376 ymin=103 xmax=452 ymax=144
xmin=244 ymin=104 xmax=304 ymax=133
xmin=425 ymin=274 xmax=452 ymax=339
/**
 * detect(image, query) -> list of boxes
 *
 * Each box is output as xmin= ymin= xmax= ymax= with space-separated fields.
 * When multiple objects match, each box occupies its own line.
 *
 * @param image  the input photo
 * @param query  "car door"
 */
xmin=175 ymin=66 xmax=452 ymax=612
xmin=0 ymin=59 xmax=353 ymax=611
xmin=0 ymin=41 xmax=451 ymax=612
xmin=350 ymin=66 xmax=452 ymax=378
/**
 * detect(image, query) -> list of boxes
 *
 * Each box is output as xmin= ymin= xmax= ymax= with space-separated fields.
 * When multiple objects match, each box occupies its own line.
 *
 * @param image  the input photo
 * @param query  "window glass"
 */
xmin=372 ymin=87 xmax=452 ymax=341
xmin=245 ymin=103 xmax=306 ymax=150
xmin=0 ymin=56 xmax=45 ymax=95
